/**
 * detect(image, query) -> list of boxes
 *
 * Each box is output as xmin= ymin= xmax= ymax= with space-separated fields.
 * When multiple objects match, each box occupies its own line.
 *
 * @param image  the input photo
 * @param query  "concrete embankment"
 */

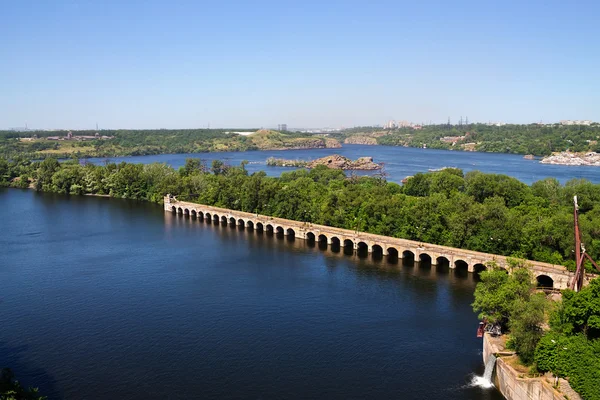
xmin=483 ymin=334 xmax=580 ymax=400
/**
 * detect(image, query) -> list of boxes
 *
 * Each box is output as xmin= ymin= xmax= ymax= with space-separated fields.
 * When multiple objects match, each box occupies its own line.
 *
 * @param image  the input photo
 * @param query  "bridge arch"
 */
xmin=177 ymin=207 xmax=183 ymax=215
xmin=536 ymin=275 xmax=554 ymax=289
xmin=256 ymin=222 xmax=264 ymax=232
xmin=403 ymin=250 xmax=415 ymax=261
xmin=436 ymin=256 xmax=450 ymax=272
xmin=238 ymin=218 xmax=245 ymax=226
xmin=474 ymin=263 xmax=487 ymax=274
xmin=213 ymin=214 xmax=219 ymax=222
xmin=246 ymin=221 xmax=254 ymax=230
xmin=229 ymin=217 xmax=236 ymax=225
xmin=205 ymin=212 xmax=211 ymax=221
xmin=286 ymin=228 xmax=296 ymax=238
xmin=330 ymin=236 xmax=340 ymax=247
xmin=198 ymin=211 xmax=204 ymax=220
xmin=387 ymin=247 xmax=399 ymax=261
xmin=220 ymin=216 xmax=227 ymax=224
xmin=454 ymin=259 xmax=469 ymax=273
xmin=276 ymin=226 xmax=284 ymax=235
xmin=318 ymin=234 xmax=327 ymax=244
xmin=372 ymin=244 xmax=384 ymax=257
xmin=266 ymin=224 xmax=274 ymax=234
xmin=306 ymin=232 xmax=316 ymax=242
xmin=171 ymin=206 xmax=177 ymax=213
xmin=191 ymin=210 xmax=197 ymax=218
xmin=419 ymin=253 xmax=432 ymax=263
xmin=343 ymin=239 xmax=354 ymax=248
xmin=357 ymin=241 xmax=368 ymax=254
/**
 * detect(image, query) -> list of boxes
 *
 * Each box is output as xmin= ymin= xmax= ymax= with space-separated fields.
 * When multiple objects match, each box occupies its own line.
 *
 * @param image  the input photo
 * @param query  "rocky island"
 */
xmin=266 ymin=154 xmax=382 ymax=170
xmin=540 ymin=151 xmax=600 ymax=166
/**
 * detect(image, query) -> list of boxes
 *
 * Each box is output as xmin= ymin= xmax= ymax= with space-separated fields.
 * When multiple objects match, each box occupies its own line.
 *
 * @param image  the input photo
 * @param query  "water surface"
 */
xmin=0 ymin=189 xmax=503 ymax=399
xmin=85 ymin=144 xmax=600 ymax=184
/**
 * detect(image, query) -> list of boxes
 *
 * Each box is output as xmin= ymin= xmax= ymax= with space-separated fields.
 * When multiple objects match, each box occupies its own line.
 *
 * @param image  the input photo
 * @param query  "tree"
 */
xmin=0 ymin=368 xmax=46 ymax=400
xmin=508 ymin=292 xmax=548 ymax=364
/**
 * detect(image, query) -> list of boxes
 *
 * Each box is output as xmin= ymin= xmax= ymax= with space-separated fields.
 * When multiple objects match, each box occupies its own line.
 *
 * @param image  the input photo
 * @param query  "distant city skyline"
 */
xmin=2 ymin=1 xmax=599 ymax=129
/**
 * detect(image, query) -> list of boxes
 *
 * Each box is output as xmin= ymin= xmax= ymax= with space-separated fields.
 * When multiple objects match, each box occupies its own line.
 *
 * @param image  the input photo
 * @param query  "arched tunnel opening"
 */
xmin=330 ymin=237 xmax=340 ymax=252
xmin=454 ymin=260 xmax=469 ymax=279
xmin=387 ymin=247 xmax=399 ymax=264
xmin=402 ymin=250 xmax=415 ymax=267
xmin=343 ymin=239 xmax=355 ymax=256
xmin=536 ymin=275 xmax=554 ymax=289
xmin=418 ymin=253 xmax=432 ymax=270
xmin=286 ymin=228 xmax=295 ymax=241
xmin=356 ymin=242 xmax=368 ymax=258
xmin=473 ymin=263 xmax=487 ymax=281
xmin=371 ymin=245 xmax=383 ymax=260
xmin=436 ymin=257 xmax=450 ymax=274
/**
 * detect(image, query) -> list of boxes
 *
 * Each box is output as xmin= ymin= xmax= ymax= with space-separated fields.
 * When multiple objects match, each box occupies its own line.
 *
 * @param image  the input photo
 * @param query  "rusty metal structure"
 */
xmin=569 ymin=196 xmax=600 ymax=291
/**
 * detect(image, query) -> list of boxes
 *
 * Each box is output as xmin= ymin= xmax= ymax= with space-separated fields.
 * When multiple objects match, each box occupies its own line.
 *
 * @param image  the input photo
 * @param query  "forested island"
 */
xmin=266 ymin=155 xmax=381 ymax=170
xmin=2 ymin=123 xmax=600 ymax=160
xmin=2 ymin=155 xmax=600 ymax=274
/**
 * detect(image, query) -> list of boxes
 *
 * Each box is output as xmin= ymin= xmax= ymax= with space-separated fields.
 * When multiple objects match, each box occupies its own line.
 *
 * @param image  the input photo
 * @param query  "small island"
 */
xmin=540 ymin=151 xmax=600 ymax=166
xmin=266 ymin=154 xmax=382 ymax=170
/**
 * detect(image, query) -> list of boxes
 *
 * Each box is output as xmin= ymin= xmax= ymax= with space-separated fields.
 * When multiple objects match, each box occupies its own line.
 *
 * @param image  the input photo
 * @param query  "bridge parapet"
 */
xmin=165 ymin=197 xmax=588 ymax=290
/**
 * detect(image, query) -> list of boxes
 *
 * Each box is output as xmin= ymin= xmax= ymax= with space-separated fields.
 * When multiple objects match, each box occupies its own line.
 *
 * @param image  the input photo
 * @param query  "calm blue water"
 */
xmin=0 ymin=189 xmax=503 ymax=399
xmin=84 ymin=144 xmax=600 ymax=184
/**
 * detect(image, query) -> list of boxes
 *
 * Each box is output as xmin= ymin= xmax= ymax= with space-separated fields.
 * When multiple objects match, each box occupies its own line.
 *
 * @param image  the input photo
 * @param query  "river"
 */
xmin=0 ymin=188 xmax=504 ymax=399
xmin=85 ymin=144 xmax=600 ymax=184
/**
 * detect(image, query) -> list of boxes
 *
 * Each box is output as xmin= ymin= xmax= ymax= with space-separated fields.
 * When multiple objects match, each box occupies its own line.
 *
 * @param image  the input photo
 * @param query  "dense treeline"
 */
xmin=0 ymin=129 xmax=330 ymax=159
xmin=2 ymin=156 xmax=600 ymax=273
xmin=339 ymin=123 xmax=600 ymax=156
xmin=474 ymin=267 xmax=600 ymax=399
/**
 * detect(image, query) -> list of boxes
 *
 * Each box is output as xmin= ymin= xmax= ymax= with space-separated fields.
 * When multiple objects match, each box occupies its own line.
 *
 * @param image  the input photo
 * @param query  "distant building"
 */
xmin=560 ymin=120 xmax=592 ymax=126
xmin=45 ymin=132 xmax=113 ymax=141
xmin=383 ymin=120 xmax=397 ymax=129
xmin=278 ymin=124 xmax=288 ymax=131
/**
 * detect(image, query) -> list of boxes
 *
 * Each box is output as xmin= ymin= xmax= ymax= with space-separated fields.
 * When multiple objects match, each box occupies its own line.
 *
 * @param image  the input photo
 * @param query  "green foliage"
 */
xmin=508 ymin=293 xmax=548 ymax=365
xmin=361 ymin=123 xmax=600 ymax=156
xmin=534 ymin=278 xmax=600 ymax=399
xmin=473 ymin=262 xmax=550 ymax=365
xmin=2 ymin=156 xmax=600 ymax=273
xmin=472 ymin=262 xmax=536 ymax=331
xmin=0 ymin=368 xmax=45 ymax=400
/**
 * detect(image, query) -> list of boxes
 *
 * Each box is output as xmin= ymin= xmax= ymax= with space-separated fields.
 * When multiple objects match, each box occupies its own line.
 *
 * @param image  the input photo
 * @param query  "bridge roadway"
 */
xmin=165 ymin=196 xmax=582 ymax=290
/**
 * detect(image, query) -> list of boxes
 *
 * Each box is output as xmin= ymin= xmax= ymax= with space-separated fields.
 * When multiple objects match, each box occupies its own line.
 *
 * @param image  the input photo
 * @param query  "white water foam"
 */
xmin=470 ymin=355 xmax=496 ymax=389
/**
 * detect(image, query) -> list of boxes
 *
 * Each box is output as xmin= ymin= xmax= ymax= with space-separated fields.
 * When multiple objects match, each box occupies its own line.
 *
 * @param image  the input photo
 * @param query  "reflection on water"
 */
xmin=165 ymin=212 xmax=483 ymax=288
xmin=0 ymin=189 xmax=503 ymax=400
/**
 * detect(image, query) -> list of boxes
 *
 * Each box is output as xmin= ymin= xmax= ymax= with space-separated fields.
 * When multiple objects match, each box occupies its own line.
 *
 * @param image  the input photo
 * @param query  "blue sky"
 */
xmin=1 ymin=0 xmax=599 ymax=129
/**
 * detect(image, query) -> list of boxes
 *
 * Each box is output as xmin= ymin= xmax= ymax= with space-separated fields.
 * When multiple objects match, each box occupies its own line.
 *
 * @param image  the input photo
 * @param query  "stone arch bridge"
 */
xmin=165 ymin=197 xmax=585 ymax=290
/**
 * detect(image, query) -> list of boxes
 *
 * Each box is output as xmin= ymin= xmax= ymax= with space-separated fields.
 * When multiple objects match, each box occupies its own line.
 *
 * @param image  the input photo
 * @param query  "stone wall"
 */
xmin=483 ymin=334 xmax=580 ymax=400
xmin=165 ymin=197 xmax=580 ymax=289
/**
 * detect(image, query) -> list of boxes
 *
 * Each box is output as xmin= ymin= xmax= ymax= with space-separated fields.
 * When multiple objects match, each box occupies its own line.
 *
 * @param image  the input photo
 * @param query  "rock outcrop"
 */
xmin=540 ymin=152 xmax=600 ymax=166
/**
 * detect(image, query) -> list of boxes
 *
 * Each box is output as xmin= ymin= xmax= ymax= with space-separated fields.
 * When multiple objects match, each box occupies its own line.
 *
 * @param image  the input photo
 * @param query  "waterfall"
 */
xmin=470 ymin=355 xmax=496 ymax=388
